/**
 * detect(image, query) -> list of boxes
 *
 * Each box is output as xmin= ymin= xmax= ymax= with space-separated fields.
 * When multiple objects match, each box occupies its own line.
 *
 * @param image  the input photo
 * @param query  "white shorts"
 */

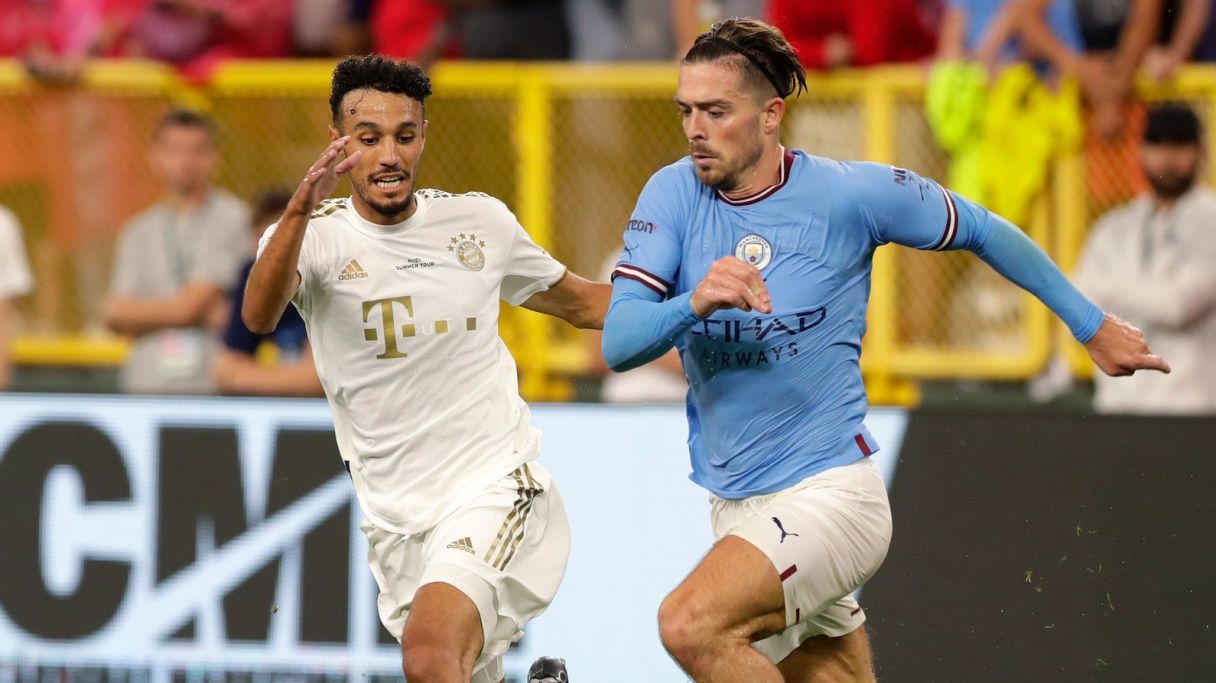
xmin=361 ymin=461 xmax=570 ymax=681
xmin=711 ymin=458 xmax=892 ymax=663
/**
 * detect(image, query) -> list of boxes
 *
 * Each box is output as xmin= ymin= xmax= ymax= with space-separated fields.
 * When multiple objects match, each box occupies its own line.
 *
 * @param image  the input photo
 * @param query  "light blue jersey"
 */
xmin=603 ymin=150 xmax=1102 ymax=499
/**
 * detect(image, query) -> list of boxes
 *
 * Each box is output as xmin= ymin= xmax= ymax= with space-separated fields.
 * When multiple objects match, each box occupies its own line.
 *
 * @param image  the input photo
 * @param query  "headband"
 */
xmin=704 ymin=36 xmax=786 ymax=97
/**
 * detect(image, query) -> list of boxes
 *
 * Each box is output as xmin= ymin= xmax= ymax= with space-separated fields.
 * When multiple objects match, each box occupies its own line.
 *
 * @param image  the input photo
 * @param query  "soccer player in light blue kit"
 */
xmin=602 ymin=18 xmax=1171 ymax=682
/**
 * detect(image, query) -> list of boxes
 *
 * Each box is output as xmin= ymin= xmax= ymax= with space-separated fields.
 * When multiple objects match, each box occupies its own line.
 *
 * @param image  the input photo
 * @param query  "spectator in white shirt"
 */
xmin=0 ymin=206 xmax=34 ymax=391
xmin=1076 ymin=103 xmax=1216 ymax=414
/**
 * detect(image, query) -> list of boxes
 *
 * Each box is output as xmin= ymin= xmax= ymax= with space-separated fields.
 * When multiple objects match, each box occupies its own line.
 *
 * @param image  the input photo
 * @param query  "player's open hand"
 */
xmin=1085 ymin=313 xmax=1171 ymax=377
xmin=288 ymin=136 xmax=362 ymax=215
xmin=690 ymin=256 xmax=772 ymax=318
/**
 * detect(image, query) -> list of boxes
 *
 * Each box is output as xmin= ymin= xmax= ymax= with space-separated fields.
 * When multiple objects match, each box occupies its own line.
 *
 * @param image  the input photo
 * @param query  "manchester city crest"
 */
xmin=448 ymin=233 xmax=486 ymax=271
xmin=734 ymin=233 xmax=773 ymax=270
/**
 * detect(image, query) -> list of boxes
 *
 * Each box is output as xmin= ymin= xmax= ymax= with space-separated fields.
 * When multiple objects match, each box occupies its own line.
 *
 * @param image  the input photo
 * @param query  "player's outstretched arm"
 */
xmin=243 ymin=137 xmax=360 ymax=334
xmin=953 ymin=213 xmax=1172 ymax=376
xmin=851 ymin=163 xmax=1171 ymax=375
xmin=1084 ymin=313 xmax=1171 ymax=377
xmin=520 ymin=271 xmax=611 ymax=329
xmin=952 ymin=215 xmax=1174 ymax=376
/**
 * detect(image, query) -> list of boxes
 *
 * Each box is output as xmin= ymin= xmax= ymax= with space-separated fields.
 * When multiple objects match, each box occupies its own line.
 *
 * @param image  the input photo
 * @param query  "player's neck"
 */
xmin=719 ymin=143 xmax=785 ymax=202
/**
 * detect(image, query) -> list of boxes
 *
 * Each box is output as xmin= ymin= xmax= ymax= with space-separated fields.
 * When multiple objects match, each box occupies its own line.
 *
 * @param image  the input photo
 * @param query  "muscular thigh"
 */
xmin=667 ymin=534 xmax=789 ymax=641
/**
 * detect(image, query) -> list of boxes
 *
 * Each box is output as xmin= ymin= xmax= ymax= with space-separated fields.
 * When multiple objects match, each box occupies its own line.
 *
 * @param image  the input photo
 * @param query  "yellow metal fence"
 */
xmin=5 ymin=60 xmax=1215 ymax=401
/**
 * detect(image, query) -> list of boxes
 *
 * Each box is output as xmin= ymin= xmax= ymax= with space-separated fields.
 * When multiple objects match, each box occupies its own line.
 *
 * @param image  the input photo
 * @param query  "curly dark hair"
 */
xmin=683 ymin=18 xmax=807 ymax=100
xmin=329 ymin=54 xmax=433 ymax=125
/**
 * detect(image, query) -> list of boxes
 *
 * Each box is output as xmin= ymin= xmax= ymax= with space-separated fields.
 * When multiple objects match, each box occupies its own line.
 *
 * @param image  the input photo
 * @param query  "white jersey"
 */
xmin=0 ymin=206 xmax=33 ymax=298
xmin=258 ymin=190 xmax=566 ymax=534
xmin=1075 ymin=186 xmax=1216 ymax=415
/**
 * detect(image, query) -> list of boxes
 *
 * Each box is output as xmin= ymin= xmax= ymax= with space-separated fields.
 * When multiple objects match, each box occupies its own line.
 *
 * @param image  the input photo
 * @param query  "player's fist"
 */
xmin=690 ymin=256 xmax=772 ymax=318
xmin=287 ymin=136 xmax=362 ymax=216
xmin=1084 ymin=313 xmax=1171 ymax=377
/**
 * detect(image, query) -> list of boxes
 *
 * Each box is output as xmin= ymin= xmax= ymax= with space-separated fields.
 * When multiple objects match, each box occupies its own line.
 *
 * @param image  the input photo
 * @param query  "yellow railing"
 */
xmin=7 ymin=60 xmax=1216 ymax=402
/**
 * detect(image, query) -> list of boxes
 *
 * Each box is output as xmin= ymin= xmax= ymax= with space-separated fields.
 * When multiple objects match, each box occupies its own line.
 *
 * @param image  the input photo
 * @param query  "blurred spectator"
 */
xmin=938 ymin=0 xmax=1082 ymax=75
xmin=0 ymin=0 xmax=144 ymax=82
xmin=569 ymin=0 xmax=622 ymax=60
xmin=768 ymin=0 xmax=937 ymax=70
xmin=673 ymin=0 xmax=765 ymax=59
xmin=1144 ymin=0 xmax=1211 ymax=81
xmin=586 ymin=253 xmax=685 ymax=403
xmin=293 ymin=0 xmax=348 ymax=56
xmin=1197 ymin=1 xmax=1216 ymax=61
xmin=1074 ymin=104 xmax=1216 ymax=414
xmin=214 ymin=189 xmax=322 ymax=397
xmin=1020 ymin=0 xmax=1161 ymax=138
xmin=127 ymin=0 xmax=293 ymax=82
xmin=775 ymin=0 xmax=936 ymax=166
xmin=445 ymin=0 xmax=570 ymax=60
xmin=103 ymin=109 xmax=250 ymax=395
xmin=0 ymin=2 xmax=155 ymax=334
xmin=936 ymin=0 xmax=1019 ymax=69
xmin=354 ymin=0 xmax=454 ymax=65
xmin=330 ymin=0 xmax=373 ymax=55
xmin=609 ymin=0 xmax=668 ymax=60
xmin=0 ymin=206 xmax=33 ymax=391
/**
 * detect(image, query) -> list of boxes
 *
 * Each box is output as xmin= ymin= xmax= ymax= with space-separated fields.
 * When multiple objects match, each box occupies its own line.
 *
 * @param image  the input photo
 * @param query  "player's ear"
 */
xmin=328 ymin=124 xmax=340 ymax=142
xmin=763 ymin=97 xmax=785 ymax=135
xmin=420 ymin=119 xmax=428 ymax=149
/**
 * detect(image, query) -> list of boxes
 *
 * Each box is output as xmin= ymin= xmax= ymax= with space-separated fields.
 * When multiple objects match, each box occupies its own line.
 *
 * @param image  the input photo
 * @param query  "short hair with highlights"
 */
xmin=329 ymin=54 xmax=433 ymax=125
xmin=683 ymin=18 xmax=807 ymax=101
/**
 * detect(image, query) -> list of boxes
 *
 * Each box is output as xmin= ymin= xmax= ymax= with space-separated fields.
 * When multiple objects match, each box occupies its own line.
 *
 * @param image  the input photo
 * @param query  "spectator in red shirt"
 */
xmin=768 ymin=0 xmax=937 ymax=70
xmin=128 ymin=0 xmax=293 ymax=82
xmin=0 ymin=0 xmax=144 ymax=81
xmin=331 ymin=0 xmax=454 ymax=66
xmin=371 ymin=0 xmax=453 ymax=64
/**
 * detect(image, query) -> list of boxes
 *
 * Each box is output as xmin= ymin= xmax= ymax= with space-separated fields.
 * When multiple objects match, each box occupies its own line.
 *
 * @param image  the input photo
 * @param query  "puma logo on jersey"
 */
xmin=446 ymin=537 xmax=475 ymax=554
xmin=338 ymin=259 xmax=369 ymax=281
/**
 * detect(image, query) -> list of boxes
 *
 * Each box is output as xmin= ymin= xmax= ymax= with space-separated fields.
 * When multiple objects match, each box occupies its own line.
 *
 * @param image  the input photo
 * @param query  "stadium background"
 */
xmin=0 ymin=59 xmax=1213 ymax=681
xmin=13 ymin=60 xmax=1216 ymax=400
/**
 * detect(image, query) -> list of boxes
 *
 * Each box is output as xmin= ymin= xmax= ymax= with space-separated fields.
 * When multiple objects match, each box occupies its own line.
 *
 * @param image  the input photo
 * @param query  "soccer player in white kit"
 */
xmin=243 ymin=55 xmax=607 ymax=683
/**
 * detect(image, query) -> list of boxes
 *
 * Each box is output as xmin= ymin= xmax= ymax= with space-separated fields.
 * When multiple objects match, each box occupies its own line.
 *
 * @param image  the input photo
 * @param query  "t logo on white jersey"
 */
xmin=363 ymin=296 xmax=414 ymax=359
xmin=361 ymin=296 xmax=478 ymax=360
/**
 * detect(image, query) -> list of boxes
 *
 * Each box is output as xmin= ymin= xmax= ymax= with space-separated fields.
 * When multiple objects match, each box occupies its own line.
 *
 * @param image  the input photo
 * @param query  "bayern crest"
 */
xmin=735 ymin=233 xmax=773 ymax=270
xmin=448 ymin=233 xmax=486 ymax=271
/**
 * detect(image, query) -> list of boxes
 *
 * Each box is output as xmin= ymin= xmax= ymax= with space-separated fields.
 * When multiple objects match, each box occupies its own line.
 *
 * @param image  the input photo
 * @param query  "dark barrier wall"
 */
xmin=2 ymin=398 xmax=1211 ymax=681
xmin=864 ymin=412 xmax=1216 ymax=683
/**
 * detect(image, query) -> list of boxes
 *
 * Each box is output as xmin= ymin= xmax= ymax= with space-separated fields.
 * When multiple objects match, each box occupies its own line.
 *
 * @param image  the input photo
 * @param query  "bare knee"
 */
xmin=658 ymin=590 xmax=716 ymax=664
xmin=401 ymin=637 xmax=469 ymax=682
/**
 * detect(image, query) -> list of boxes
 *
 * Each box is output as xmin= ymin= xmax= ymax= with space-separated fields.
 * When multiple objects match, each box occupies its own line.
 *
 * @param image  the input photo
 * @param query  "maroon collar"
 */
xmin=715 ymin=150 xmax=796 ymax=206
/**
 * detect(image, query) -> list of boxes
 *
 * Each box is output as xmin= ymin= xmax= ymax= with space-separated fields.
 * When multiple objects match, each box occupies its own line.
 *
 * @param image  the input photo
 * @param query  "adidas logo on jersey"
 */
xmin=338 ymin=259 xmax=368 ymax=281
xmin=446 ymin=537 xmax=475 ymax=554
